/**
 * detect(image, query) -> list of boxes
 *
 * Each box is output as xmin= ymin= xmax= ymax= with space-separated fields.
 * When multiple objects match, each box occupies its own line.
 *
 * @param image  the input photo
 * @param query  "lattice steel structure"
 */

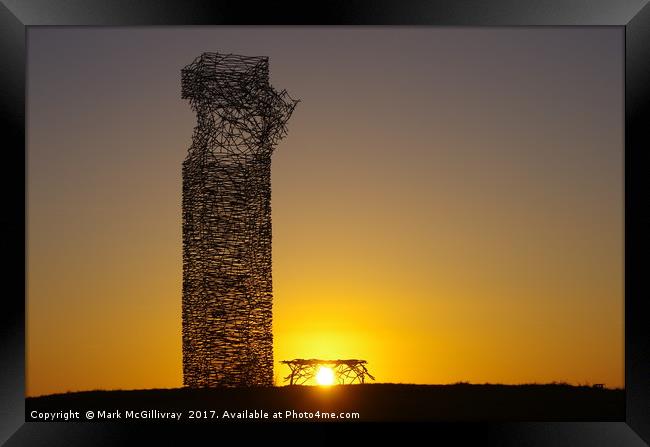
xmin=281 ymin=359 xmax=376 ymax=385
xmin=181 ymin=53 xmax=298 ymax=387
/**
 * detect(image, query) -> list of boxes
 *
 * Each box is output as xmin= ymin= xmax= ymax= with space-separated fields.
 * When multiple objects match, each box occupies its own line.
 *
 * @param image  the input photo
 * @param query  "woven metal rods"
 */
xmin=280 ymin=359 xmax=376 ymax=385
xmin=181 ymin=53 xmax=298 ymax=387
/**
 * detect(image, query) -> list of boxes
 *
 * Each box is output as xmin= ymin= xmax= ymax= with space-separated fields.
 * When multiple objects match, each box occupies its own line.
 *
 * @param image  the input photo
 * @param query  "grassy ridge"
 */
xmin=26 ymin=383 xmax=624 ymax=421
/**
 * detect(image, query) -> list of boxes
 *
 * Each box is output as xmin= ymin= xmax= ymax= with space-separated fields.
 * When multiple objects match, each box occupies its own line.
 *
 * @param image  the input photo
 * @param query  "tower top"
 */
xmin=181 ymin=52 xmax=270 ymax=109
xmin=184 ymin=52 xmax=268 ymax=75
xmin=181 ymin=52 xmax=298 ymax=156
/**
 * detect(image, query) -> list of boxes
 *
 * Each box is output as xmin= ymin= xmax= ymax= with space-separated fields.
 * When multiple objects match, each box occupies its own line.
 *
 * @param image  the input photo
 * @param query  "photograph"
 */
xmin=25 ymin=26 xmax=624 ymax=421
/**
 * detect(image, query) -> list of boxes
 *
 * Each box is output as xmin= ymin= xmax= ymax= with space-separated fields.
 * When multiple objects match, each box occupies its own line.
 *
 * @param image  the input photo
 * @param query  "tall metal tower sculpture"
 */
xmin=181 ymin=53 xmax=297 ymax=387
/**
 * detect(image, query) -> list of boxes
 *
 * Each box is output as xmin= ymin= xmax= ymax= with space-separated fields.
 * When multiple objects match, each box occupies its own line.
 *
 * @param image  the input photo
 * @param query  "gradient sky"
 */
xmin=27 ymin=27 xmax=623 ymax=396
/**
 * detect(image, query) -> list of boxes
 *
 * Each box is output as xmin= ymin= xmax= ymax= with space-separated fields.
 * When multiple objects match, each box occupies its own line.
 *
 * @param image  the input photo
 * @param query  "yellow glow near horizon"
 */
xmin=315 ymin=366 xmax=336 ymax=386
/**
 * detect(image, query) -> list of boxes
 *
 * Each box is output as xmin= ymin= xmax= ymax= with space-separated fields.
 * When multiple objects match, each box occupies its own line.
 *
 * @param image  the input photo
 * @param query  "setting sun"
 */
xmin=315 ymin=366 xmax=335 ymax=386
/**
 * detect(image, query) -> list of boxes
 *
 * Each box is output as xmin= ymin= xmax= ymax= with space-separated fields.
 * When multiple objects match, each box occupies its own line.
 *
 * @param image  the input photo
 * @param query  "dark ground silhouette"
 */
xmin=26 ymin=383 xmax=623 ymax=422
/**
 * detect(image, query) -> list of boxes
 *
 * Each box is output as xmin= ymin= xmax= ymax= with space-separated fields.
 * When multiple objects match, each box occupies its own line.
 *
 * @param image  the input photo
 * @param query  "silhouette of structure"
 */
xmin=281 ymin=359 xmax=376 ymax=385
xmin=181 ymin=53 xmax=298 ymax=387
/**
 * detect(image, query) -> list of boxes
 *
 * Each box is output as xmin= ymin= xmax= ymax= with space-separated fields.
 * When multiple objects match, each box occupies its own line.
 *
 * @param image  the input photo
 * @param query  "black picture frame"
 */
xmin=1 ymin=0 xmax=648 ymax=444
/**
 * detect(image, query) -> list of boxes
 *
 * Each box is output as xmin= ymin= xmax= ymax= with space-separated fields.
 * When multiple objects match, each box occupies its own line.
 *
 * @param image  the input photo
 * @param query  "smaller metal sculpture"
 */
xmin=281 ymin=359 xmax=376 ymax=385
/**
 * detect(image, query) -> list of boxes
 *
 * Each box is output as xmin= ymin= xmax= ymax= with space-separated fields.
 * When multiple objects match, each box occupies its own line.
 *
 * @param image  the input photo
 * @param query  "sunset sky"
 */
xmin=27 ymin=27 xmax=623 ymax=396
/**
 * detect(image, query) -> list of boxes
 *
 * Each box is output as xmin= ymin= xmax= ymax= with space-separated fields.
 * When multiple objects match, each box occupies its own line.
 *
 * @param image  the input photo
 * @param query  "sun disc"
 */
xmin=315 ymin=366 xmax=335 ymax=386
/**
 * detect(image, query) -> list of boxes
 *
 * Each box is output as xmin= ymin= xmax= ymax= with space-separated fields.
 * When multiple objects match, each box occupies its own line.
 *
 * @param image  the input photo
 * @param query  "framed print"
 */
xmin=1 ymin=1 xmax=648 ymax=445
